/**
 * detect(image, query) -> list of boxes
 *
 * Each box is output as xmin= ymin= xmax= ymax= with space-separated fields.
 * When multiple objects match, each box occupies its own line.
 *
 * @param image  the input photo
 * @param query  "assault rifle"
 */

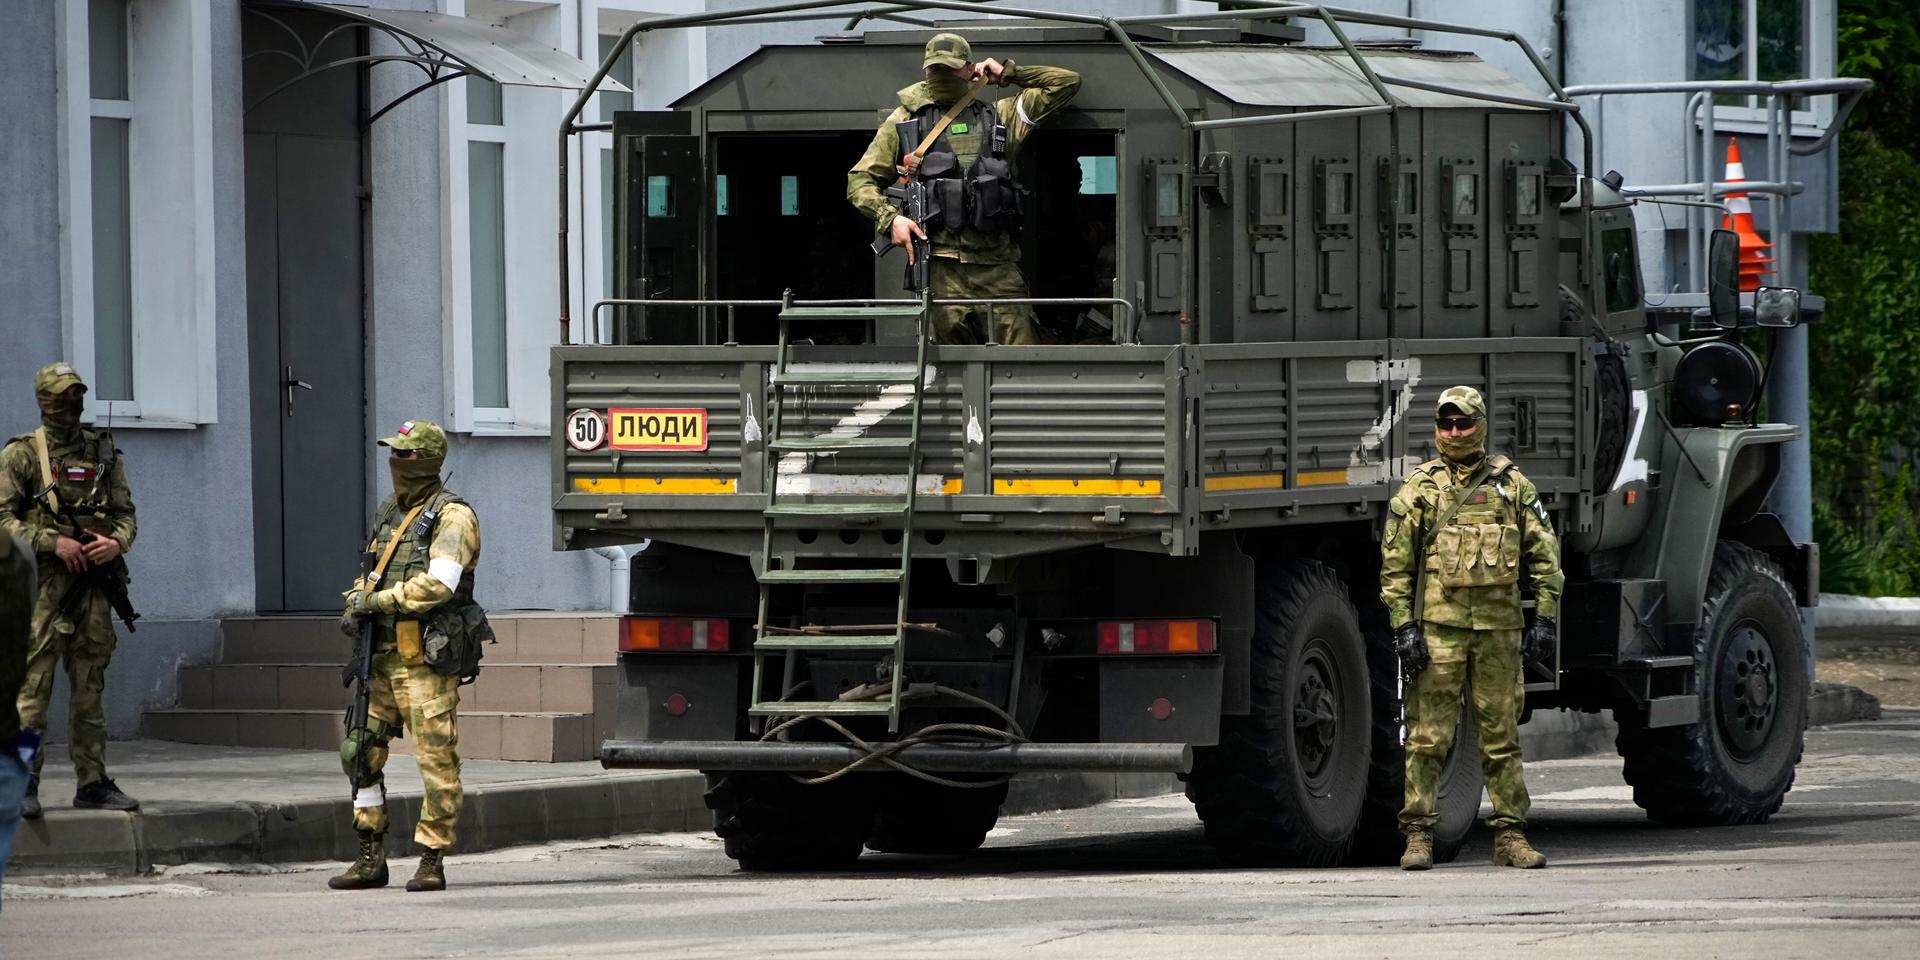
xmin=870 ymin=178 xmax=934 ymax=293
xmin=39 ymin=489 xmax=139 ymax=634
xmin=343 ymin=549 xmax=378 ymax=799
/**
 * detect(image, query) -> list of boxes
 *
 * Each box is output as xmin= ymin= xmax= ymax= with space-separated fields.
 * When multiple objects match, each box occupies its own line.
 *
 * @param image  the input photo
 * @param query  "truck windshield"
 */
xmin=1602 ymin=228 xmax=1641 ymax=314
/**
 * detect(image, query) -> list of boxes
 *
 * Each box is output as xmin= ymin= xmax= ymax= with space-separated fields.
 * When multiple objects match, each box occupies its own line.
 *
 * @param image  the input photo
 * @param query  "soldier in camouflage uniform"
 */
xmin=0 ymin=362 xmax=139 ymax=818
xmin=1380 ymin=385 xmax=1563 ymax=870
xmin=848 ymin=32 xmax=1080 ymax=344
xmin=329 ymin=420 xmax=481 ymax=893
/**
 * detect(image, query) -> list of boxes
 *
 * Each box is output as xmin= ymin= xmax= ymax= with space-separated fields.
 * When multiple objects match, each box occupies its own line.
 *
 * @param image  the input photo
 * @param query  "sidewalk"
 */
xmin=4 ymin=740 xmax=1180 ymax=875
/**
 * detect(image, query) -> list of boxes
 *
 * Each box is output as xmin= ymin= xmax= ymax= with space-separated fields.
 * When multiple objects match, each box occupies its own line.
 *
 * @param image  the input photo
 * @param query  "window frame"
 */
xmin=58 ymin=0 xmax=221 ymax=428
xmin=1689 ymin=0 xmax=1837 ymax=134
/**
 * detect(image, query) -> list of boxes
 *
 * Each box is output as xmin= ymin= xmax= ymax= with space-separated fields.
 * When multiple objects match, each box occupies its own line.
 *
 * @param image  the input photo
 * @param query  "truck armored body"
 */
xmin=554 ymin=3 xmax=1828 ymax=869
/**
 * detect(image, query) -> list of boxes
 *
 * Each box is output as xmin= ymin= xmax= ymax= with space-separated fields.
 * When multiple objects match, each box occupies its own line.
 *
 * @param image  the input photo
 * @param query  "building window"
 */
xmin=1692 ymin=0 xmax=1833 ymax=122
xmin=89 ymin=0 xmax=133 ymax=402
xmin=468 ymin=141 xmax=508 ymax=410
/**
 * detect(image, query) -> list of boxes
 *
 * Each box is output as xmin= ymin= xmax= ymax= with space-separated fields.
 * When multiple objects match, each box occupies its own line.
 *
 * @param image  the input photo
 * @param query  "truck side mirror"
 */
xmin=1754 ymin=285 xmax=1802 ymax=328
xmin=1707 ymin=228 xmax=1740 ymax=329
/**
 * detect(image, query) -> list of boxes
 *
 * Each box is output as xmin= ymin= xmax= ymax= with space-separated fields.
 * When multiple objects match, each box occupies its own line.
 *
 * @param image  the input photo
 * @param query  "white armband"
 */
xmin=428 ymin=557 xmax=465 ymax=592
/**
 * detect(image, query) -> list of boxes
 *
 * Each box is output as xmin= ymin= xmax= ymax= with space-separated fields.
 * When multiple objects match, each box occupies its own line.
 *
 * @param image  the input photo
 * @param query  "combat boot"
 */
xmin=407 ymin=847 xmax=447 ymax=892
xmin=73 ymin=776 xmax=140 ymax=811
xmin=1399 ymin=831 xmax=1434 ymax=871
xmin=328 ymin=830 xmax=390 ymax=889
xmin=1492 ymin=828 xmax=1547 ymax=868
xmin=21 ymin=775 xmax=41 ymax=820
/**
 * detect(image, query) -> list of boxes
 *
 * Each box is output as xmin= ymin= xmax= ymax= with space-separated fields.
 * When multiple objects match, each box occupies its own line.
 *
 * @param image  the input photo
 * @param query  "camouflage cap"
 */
xmin=377 ymin=419 xmax=447 ymax=458
xmin=1436 ymin=385 xmax=1487 ymax=419
xmin=923 ymin=32 xmax=971 ymax=71
xmin=34 ymin=361 xmax=87 ymax=397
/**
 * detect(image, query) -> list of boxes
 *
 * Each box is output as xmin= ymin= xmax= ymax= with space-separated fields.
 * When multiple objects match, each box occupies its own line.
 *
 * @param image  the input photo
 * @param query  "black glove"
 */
xmin=1393 ymin=623 xmax=1430 ymax=676
xmin=1524 ymin=616 xmax=1556 ymax=664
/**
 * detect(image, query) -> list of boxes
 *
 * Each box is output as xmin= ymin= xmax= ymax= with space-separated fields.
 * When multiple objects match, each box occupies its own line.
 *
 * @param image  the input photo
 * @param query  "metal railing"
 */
xmin=589 ymin=296 xmax=1137 ymax=346
xmin=1564 ymin=78 xmax=1871 ymax=292
xmin=557 ymin=1 xmax=1597 ymax=345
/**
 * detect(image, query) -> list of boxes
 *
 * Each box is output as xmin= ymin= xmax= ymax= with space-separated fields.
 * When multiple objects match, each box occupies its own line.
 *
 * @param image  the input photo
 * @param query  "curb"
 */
xmin=1809 ymin=681 xmax=1883 ymax=725
xmin=4 ymin=714 xmax=1641 ymax=876
xmin=1814 ymin=594 xmax=1920 ymax=630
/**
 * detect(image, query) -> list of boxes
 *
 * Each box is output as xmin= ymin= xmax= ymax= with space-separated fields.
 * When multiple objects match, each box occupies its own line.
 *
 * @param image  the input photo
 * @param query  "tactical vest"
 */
xmin=366 ymin=487 xmax=476 ymax=625
xmin=898 ymin=100 xmax=1023 ymax=234
xmin=1419 ymin=457 xmax=1524 ymax=593
xmin=11 ymin=428 xmax=121 ymax=541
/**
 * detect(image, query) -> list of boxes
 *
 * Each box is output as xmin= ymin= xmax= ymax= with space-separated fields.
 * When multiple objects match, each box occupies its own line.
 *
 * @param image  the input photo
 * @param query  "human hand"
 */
xmin=82 ymin=536 xmax=123 ymax=565
xmin=1394 ymin=623 xmax=1430 ymax=676
xmin=972 ymin=58 xmax=1006 ymax=84
xmin=889 ymin=216 xmax=927 ymax=263
xmin=1524 ymin=616 xmax=1556 ymax=664
xmin=55 ymin=535 xmax=90 ymax=573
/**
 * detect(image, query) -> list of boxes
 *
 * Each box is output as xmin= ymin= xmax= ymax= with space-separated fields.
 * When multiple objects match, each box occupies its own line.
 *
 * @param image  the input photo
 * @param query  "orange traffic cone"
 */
xmin=1721 ymin=139 xmax=1774 ymax=292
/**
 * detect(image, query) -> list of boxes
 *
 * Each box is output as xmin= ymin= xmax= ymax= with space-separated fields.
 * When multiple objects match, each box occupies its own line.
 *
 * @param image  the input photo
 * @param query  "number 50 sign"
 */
xmin=565 ymin=408 xmax=606 ymax=451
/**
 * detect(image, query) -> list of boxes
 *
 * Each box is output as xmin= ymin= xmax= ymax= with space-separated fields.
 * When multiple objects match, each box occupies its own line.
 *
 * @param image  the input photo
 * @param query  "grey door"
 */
xmin=244 ymin=10 xmax=366 ymax=611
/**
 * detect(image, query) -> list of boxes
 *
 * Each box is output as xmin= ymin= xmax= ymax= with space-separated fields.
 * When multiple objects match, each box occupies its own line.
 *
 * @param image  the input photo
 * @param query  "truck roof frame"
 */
xmin=553 ymin=0 xmax=1597 ymax=345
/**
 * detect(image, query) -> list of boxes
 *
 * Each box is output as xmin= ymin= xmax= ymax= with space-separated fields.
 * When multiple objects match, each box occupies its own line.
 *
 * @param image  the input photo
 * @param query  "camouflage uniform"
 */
xmin=332 ymin=420 xmax=479 ymax=892
xmin=847 ymin=34 xmax=1080 ymax=344
xmin=1380 ymin=386 xmax=1562 ymax=863
xmin=0 ymin=363 xmax=138 ymax=813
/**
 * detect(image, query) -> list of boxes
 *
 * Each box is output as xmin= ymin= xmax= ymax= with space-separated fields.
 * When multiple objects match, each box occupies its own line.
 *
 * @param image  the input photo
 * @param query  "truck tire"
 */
xmin=1615 ymin=542 xmax=1808 ymax=825
xmin=1185 ymin=559 xmax=1371 ymax=866
xmin=705 ymin=771 xmax=875 ymax=871
xmin=1349 ymin=666 xmax=1483 ymax=866
xmin=866 ymin=775 xmax=1008 ymax=855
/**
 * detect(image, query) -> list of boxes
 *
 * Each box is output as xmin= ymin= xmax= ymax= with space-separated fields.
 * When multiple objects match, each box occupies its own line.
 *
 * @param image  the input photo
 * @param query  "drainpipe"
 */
xmin=590 ymin=541 xmax=649 ymax=613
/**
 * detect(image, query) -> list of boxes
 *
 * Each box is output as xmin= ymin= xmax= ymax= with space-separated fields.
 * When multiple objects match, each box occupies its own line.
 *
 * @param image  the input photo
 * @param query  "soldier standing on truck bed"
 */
xmin=1380 ymin=385 xmax=1563 ymax=870
xmin=330 ymin=420 xmax=483 ymax=893
xmin=847 ymin=32 xmax=1080 ymax=345
xmin=0 ymin=362 xmax=140 ymax=819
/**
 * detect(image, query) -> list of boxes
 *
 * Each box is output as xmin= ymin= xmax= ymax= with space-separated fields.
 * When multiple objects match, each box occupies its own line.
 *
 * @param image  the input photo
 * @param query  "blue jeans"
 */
xmin=0 ymin=753 xmax=28 ymax=907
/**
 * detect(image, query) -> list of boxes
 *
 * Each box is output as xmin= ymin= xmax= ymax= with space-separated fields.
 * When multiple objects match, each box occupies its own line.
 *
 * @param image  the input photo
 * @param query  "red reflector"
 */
xmin=1096 ymin=620 xmax=1216 ymax=654
xmin=620 ymin=617 xmax=731 ymax=652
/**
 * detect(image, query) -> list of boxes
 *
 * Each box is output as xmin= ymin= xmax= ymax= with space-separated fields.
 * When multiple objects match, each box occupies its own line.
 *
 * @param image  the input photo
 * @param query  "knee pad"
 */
xmin=339 ymin=720 xmax=397 ymax=785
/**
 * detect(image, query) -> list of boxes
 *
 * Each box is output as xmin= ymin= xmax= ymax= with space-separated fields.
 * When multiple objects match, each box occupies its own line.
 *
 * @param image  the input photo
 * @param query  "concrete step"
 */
xmin=141 ymin=708 xmax=600 ymax=762
xmin=174 ymin=662 xmax=612 ymax=714
xmin=219 ymin=612 xmax=621 ymax=666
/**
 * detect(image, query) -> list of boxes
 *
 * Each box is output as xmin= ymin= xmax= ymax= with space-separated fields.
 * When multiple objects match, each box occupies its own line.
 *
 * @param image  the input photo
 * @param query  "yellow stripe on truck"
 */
xmin=993 ymin=478 xmax=1162 ymax=496
xmin=1295 ymin=469 xmax=1352 ymax=487
xmin=1203 ymin=473 xmax=1287 ymax=492
xmin=573 ymin=477 xmax=738 ymax=494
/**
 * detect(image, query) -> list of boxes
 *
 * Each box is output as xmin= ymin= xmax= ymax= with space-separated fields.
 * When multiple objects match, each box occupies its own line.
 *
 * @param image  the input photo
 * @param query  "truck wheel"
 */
xmin=1185 ymin=559 xmax=1371 ymax=866
xmin=1349 ymin=668 xmax=1483 ymax=866
xmin=705 ymin=771 xmax=875 ymax=871
xmin=1616 ymin=542 xmax=1808 ymax=825
xmin=866 ymin=775 xmax=1008 ymax=855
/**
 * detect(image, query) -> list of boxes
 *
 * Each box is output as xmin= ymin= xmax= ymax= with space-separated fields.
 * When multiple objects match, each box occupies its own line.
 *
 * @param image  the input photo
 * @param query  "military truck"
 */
xmin=552 ymin=2 xmax=1825 ymax=870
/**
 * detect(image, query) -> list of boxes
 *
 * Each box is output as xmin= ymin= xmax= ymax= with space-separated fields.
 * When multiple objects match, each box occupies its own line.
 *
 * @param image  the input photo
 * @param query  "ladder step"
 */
xmin=780 ymin=305 xmax=926 ymax=323
xmin=755 ymin=634 xmax=899 ymax=650
xmin=760 ymin=568 xmax=904 ymax=584
xmin=776 ymin=369 xmax=921 ymax=386
xmin=765 ymin=502 xmax=909 ymax=518
xmin=749 ymin=700 xmax=897 ymax=717
xmin=768 ymin=436 xmax=914 ymax=452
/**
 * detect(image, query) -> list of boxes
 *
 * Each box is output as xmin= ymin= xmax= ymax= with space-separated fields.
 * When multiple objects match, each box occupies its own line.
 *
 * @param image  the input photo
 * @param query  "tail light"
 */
xmin=1096 ymin=619 xmax=1217 ymax=654
xmin=621 ymin=617 xmax=731 ymax=652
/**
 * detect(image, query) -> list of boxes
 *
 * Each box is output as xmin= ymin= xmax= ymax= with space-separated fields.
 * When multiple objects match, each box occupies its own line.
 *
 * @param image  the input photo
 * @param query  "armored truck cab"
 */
xmin=555 ymin=8 xmax=1820 ymax=870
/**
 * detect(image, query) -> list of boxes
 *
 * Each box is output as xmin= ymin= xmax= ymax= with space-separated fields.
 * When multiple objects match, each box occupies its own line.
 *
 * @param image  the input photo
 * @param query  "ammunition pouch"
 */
xmin=423 ymin=598 xmax=493 ymax=684
xmin=900 ymin=102 xmax=1023 ymax=236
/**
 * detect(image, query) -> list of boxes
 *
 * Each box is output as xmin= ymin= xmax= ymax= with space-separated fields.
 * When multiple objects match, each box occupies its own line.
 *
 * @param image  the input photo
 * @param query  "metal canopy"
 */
xmin=304 ymin=2 xmax=628 ymax=90
xmin=1147 ymin=46 xmax=1545 ymax=111
xmin=244 ymin=0 xmax=626 ymax=122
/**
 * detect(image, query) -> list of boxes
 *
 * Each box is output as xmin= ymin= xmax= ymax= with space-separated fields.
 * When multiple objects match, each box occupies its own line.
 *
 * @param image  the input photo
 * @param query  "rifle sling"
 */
xmin=1411 ymin=459 xmax=1495 ymax=625
xmin=897 ymin=75 xmax=991 ymax=182
xmin=32 ymin=427 xmax=59 ymax=515
xmin=368 ymin=502 xmax=429 ymax=588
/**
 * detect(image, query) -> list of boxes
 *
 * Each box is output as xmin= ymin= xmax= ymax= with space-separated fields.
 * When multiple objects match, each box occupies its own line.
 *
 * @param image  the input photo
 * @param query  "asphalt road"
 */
xmin=6 ymin=711 xmax=1918 ymax=959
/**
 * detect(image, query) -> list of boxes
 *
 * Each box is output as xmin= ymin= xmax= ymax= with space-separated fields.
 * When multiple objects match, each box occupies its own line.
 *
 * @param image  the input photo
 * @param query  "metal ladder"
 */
xmin=749 ymin=293 xmax=932 ymax=733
